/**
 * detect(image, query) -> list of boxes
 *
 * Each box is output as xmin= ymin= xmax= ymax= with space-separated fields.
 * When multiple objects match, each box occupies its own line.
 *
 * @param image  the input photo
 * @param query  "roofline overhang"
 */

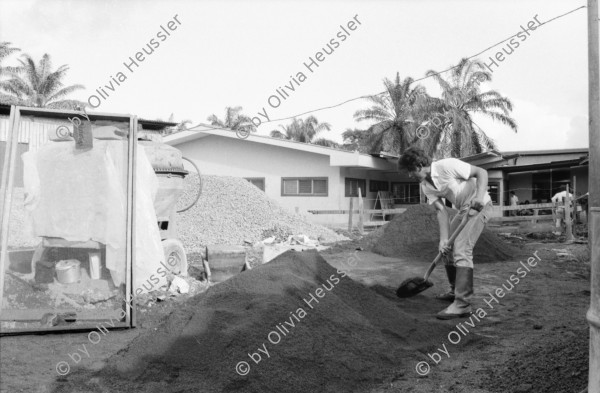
xmin=164 ymin=125 xmax=397 ymax=171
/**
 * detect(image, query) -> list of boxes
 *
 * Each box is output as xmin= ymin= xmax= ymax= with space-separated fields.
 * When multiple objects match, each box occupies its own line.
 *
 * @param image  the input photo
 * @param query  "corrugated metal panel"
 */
xmin=0 ymin=116 xmax=72 ymax=152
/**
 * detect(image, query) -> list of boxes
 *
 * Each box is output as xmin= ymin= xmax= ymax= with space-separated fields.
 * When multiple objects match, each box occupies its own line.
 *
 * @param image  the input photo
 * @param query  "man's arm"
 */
xmin=469 ymin=165 xmax=489 ymax=211
xmin=433 ymin=199 xmax=450 ymax=254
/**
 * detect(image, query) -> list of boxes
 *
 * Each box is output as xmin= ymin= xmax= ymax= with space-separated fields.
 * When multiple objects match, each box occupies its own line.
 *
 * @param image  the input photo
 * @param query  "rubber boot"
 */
xmin=436 ymin=267 xmax=473 ymax=320
xmin=435 ymin=265 xmax=456 ymax=302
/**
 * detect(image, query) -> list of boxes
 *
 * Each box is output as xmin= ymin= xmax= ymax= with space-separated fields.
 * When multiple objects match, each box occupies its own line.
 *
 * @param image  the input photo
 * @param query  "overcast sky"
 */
xmin=0 ymin=0 xmax=595 ymax=151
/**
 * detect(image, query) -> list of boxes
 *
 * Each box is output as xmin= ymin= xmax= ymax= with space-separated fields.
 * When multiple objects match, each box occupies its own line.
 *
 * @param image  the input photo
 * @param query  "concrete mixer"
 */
xmin=139 ymin=138 xmax=201 ymax=276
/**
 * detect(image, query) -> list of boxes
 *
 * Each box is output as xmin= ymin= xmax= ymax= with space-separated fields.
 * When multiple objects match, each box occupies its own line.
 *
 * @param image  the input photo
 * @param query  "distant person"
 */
xmin=552 ymin=187 xmax=574 ymax=223
xmin=551 ymin=189 xmax=573 ymax=204
xmin=509 ymin=191 xmax=519 ymax=217
xmin=398 ymin=147 xmax=492 ymax=320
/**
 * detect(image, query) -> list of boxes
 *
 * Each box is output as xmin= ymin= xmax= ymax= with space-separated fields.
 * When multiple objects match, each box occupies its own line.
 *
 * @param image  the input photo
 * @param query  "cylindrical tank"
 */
xmin=139 ymin=140 xmax=188 ymax=222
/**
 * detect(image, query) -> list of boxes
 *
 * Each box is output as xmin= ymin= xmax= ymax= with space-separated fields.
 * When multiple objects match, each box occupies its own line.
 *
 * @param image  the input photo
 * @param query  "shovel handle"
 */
xmin=423 ymin=207 xmax=479 ymax=281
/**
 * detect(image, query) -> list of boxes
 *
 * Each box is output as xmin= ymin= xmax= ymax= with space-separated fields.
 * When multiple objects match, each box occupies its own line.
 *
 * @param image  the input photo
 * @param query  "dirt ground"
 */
xmin=0 ymin=236 xmax=592 ymax=393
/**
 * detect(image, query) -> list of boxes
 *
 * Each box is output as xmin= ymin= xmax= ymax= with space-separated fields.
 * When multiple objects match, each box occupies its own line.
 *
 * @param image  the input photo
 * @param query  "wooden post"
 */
xmin=358 ymin=188 xmax=364 ymax=235
xmin=565 ymin=184 xmax=573 ymax=241
xmin=348 ymin=197 xmax=353 ymax=232
xmin=587 ymin=0 xmax=600 ymax=391
xmin=574 ymin=177 xmax=578 ymax=223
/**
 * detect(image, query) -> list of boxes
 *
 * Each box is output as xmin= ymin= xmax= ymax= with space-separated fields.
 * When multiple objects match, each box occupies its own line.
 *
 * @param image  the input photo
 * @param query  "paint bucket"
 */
xmin=55 ymin=259 xmax=81 ymax=284
xmin=89 ymin=252 xmax=101 ymax=279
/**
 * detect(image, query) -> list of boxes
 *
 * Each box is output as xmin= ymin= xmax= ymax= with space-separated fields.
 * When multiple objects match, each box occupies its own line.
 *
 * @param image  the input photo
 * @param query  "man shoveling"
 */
xmin=398 ymin=147 xmax=492 ymax=320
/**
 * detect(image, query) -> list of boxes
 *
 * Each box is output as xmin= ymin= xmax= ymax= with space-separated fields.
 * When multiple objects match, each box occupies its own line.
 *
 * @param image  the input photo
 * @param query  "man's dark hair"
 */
xmin=510 ymin=191 xmax=515 ymax=195
xmin=397 ymin=147 xmax=431 ymax=172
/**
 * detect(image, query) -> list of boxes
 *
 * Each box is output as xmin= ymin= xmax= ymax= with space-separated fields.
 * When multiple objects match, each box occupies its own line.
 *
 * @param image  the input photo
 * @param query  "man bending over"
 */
xmin=397 ymin=147 xmax=492 ymax=320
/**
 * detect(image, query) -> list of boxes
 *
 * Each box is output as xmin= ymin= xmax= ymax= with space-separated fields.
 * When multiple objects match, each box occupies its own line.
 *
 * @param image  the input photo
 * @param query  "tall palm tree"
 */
xmin=341 ymin=128 xmax=371 ymax=153
xmin=207 ymin=106 xmax=256 ymax=135
xmin=0 ymin=42 xmax=22 ymax=105
xmin=0 ymin=42 xmax=20 ymax=77
xmin=353 ymin=73 xmax=428 ymax=155
xmin=423 ymin=57 xmax=517 ymax=158
xmin=1 ymin=53 xmax=86 ymax=109
xmin=270 ymin=116 xmax=337 ymax=147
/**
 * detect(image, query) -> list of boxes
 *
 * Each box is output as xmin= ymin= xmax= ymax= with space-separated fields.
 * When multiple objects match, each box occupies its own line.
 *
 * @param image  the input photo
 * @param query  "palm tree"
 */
xmin=423 ymin=58 xmax=517 ymax=158
xmin=353 ymin=73 xmax=428 ymax=155
xmin=207 ymin=106 xmax=256 ymax=135
xmin=270 ymin=116 xmax=337 ymax=147
xmin=0 ymin=53 xmax=86 ymax=109
xmin=160 ymin=113 xmax=193 ymax=135
xmin=341 ymin=128 xmax=371 ymax=153
xmin=0 ymin=42 xmax=22 ymax=105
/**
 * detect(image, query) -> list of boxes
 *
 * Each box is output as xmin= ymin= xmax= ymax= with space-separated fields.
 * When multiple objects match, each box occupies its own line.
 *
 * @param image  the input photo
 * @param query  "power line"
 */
xmin=173 ymin=5 xmax=586 ymax=135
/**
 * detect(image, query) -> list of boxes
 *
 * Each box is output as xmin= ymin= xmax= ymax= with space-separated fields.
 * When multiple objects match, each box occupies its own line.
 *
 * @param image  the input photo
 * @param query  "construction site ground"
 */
xmin=0 ymin=236 xmax=591 ymax=393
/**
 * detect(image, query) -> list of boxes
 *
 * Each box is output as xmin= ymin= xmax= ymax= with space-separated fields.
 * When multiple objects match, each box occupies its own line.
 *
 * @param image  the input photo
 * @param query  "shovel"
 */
xmin=396 ymin=206 xmax=479 ymax=298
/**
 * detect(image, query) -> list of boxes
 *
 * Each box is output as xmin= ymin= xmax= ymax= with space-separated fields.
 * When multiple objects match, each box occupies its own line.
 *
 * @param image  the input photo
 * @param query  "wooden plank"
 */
xmin=500 ymin=202 xmax=562 ymax=211
xmin=565 ymin=184 xmax=573 ymax=241
xmin=364 ymin=221 xmax=388 ymax=227
xmin=488 ymin=216 xmax=554 ymax=223
xmin=357 ymin=188 xmax=364 ymax=235
xmin=486 ymin=224 xmax=561 ymax=234
xmin=308 ymin=208 xmax=407 ymax=215
xmin=347 ymin=198 xmax=353 ymax=232
xmin=0 ymin=308 xmax=125 ymax=322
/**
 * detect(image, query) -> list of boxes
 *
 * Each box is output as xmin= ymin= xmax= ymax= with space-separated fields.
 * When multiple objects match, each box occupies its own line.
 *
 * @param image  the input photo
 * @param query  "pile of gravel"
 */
xmin=371 ymin=204 xmax=517 ymax=262
xmin=175 ymin=175 xmax=347 ymax=252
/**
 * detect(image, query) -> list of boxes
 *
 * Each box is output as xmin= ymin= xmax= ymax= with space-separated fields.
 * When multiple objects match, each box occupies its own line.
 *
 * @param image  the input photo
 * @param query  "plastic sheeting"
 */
xmin=21 ymin=140 xmax=167 ymax=293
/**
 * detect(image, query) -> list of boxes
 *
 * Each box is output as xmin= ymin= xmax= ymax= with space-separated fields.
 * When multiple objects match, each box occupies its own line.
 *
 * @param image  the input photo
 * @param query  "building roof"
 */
xmin=500 ymin=147 xmax=588 ymax=156
xmin=163 ymin=124 xmax=397 ymax=171
xmin=0 ymin=104 xmax=176 ymax=130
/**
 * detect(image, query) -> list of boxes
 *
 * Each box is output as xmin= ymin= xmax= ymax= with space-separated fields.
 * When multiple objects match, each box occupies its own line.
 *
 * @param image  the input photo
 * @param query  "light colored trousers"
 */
xmin=445 ymin=202 xmax=493 ymax=268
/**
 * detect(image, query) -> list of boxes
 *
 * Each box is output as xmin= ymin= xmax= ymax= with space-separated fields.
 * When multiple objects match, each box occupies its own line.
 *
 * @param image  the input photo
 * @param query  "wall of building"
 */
xmin=174 ymin=134 xmax=346 ymax=215
xmin=173 ymin=135 xmax=416 ymax=228
xmin=571 ymin=166 xmax=589 ymax=196
xmin=507 ymin=172 xmax=532 ymax=203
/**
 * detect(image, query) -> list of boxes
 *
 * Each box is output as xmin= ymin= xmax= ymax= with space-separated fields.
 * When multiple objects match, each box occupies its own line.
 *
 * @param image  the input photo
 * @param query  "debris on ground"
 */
xmin=176 ymin=175 xmax=348 ymax=252
xmin=259 ymin=234 xmax=330 ymax=264
xmin=369 ymin=204 xmax=517 ymax=262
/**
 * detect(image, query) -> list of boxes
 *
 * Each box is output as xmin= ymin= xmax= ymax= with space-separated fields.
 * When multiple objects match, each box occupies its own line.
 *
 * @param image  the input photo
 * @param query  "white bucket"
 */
xmin=55 ymin=259 xmax=81 ymax=284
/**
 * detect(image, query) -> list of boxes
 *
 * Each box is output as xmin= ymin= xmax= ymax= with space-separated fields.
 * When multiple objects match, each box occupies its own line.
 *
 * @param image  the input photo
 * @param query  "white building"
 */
xmin=164 ymin=125 xmax=418 ymax=226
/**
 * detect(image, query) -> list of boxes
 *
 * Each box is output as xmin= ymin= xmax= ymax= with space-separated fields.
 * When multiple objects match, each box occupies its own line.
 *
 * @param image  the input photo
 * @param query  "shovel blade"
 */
xmin=396 ymin=277 xmax=434 ymax=298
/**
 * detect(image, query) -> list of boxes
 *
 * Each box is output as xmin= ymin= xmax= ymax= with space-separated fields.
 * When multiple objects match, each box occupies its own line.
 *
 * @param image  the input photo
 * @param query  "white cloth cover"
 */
xmin=21 ymin=140 xmax=167 ymax=293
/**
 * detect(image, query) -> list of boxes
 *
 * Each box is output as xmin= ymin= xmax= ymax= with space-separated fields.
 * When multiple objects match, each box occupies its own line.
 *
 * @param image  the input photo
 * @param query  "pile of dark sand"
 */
xmin=372 ymin=204 xmax=517 ymax=262
xmin=52 ymin=250 xmax=451 ymax=393
xmin=485 ymin=328 xmax=589 ymax=393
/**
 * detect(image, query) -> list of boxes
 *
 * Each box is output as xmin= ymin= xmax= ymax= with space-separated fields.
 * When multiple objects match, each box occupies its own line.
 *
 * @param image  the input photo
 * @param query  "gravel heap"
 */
xmin=371 ymin=204 xmax=517 ymax=262
xmin=176 ymin=175 xmax=347 ymax=251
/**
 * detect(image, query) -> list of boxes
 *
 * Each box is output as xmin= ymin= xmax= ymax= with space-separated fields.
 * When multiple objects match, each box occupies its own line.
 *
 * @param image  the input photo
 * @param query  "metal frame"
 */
xmin=0 ymin=106 xmax=18 ymax=320
xmin=0 ymin=106 xmax=136 ymax=333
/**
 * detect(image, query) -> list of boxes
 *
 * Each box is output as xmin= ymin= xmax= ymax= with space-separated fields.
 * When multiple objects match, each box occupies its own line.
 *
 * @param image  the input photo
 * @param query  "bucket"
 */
xmin=55 ymin=259 xmax=81 ymax=284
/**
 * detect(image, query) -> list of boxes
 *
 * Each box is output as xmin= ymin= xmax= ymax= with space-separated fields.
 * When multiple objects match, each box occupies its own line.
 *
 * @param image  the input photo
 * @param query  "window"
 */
xmin=281 ymin=177 xmax=328 ymax=196
xmin=369 ymin=180 xmax=389 ymax=192
xmin=244 ymin=177 xmax=265 ymax=191
xmin=391 ymin=182 xmax=421 ymax=204
xmin=345 ymin=178 xmax=366 ymax=197
xmin=487 ymin=182 xmax=499 ymax=204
